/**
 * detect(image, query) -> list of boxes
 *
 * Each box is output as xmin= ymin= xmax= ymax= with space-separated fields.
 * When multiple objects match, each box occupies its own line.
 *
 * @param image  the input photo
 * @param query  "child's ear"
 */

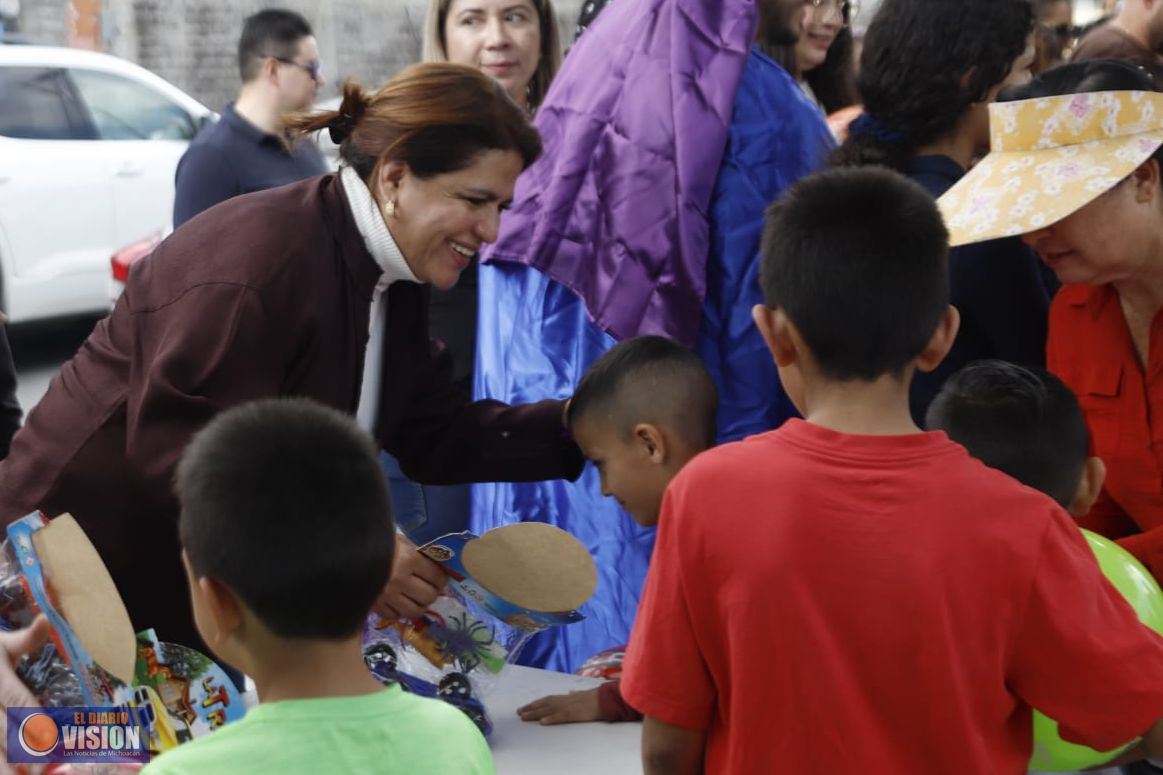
xmin=752 ymin=305 xmax=798 ymax=367
xmin=199 ymin=577 xmax=244 ymax=647
xmin=916 ymin=305 xmax=961 ymax=374
xmin=634 ymin=423 xmax=668 ymax=465
xmin=183 ymin=551 xmax=244 ymax=647
xmin=1068 ymin=456 xmax=1107 ymax=518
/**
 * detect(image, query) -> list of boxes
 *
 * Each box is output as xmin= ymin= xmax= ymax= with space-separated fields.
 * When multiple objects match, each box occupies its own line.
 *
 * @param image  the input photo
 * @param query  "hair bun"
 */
xmin=328 ymin=113 xmax=355 ymax=144
xmin=330 ymin=81 xmax=370 ymax=144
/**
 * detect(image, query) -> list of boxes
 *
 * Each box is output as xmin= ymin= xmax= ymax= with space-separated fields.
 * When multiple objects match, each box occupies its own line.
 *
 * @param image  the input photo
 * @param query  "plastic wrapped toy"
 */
xmin=0 ymin=512 xmax=245 ymax=760
xmin=577 ymin=646 xmax=626 ymax=681
xmin=363 ymin=525 xmax=597 ymax=736
xmin=0 ymin=513 xmax=136 ymax=708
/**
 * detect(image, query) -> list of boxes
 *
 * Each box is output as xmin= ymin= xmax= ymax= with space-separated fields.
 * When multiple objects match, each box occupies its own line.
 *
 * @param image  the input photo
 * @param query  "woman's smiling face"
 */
xmin=378 ymin=148 xmax=524 ymax=290
xmin=794 ymin=3 xmax=842 ymax=75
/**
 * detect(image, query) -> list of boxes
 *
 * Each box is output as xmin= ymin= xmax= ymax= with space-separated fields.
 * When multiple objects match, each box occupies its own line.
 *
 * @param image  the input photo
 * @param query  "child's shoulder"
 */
xmin=390 ymin=686 xmax=483 ymax=729
xmin=140 ymin=688 xmax=488 ymax=775
xmin=675 ymin=423 xmax=1058 ymax=515
xmin=684 ymin=428 xmax=789 ymax=469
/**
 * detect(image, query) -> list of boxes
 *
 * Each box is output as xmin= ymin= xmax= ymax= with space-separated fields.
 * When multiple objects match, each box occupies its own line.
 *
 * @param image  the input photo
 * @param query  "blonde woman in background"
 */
xmin=424 ymin=0 xmax=562 ymax=114
xmin=407 ymin=0 xmax=563 ymax=545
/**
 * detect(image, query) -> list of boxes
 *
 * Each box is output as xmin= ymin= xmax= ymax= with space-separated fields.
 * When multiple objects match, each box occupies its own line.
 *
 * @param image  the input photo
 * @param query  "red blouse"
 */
xmin=1047 ymin=283 xmax=1163 ymax=580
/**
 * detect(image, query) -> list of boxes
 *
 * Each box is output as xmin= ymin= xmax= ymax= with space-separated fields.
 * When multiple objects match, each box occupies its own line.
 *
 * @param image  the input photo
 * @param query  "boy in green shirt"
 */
xmin=142 ymin=398 xmax=493 ymax=775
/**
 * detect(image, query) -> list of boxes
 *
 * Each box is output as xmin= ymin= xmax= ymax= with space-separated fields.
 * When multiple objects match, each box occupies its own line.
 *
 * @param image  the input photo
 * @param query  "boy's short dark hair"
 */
xmin=760 ymin=167 xmax=950 ymax=381
xmin=177 ymin=398 xmax=394 ymax=640
xmin=925 ymin=360 xmax=1089 ymax=507
xmin=238 ymin=9 xmax=313 ymax=83
xmin=567 ymin=336 xmax=718 ymax=450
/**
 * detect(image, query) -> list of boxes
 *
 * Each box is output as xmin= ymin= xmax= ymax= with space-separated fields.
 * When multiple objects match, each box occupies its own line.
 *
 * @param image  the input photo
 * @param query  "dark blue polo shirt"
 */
xmin=172 ymin=103 xmax=328 ymax=228
xmin=906 ymin=154 xmax=1059 ymax=424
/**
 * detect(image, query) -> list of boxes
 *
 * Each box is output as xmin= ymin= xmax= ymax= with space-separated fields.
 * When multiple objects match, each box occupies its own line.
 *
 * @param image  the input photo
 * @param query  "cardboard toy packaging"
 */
xmin=364 ymin=522 xmax=598 ymax=735
xmin=0 ymin=512 xmax=245 ymax=759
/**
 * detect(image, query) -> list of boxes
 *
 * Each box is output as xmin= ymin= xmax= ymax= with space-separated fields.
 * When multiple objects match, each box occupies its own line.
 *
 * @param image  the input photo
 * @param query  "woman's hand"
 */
xmin=373 ymin=535 xmax=450 ymax=620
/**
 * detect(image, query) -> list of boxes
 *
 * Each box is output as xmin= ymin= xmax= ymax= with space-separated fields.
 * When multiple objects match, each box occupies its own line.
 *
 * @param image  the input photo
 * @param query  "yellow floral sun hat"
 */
xmin=937 ymin=90 xmax=1163 ymax=247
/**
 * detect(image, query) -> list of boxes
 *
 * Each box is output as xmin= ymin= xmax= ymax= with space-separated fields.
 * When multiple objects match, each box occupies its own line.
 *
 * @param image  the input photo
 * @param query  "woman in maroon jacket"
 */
xmin=0 ymin=63 xmax=583 ymax=657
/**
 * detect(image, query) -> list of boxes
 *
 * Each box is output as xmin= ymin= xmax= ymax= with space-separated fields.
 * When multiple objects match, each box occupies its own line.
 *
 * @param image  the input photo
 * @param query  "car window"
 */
xmin=67 ymin=68 xmax=198 ymax=141
xmin=0 ymin=66 xmax=96 ymax=140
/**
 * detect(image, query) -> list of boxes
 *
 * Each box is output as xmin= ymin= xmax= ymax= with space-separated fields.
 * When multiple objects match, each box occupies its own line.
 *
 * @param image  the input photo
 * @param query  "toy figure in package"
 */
xmin=363 ymin=524 xmax=597 ymax=735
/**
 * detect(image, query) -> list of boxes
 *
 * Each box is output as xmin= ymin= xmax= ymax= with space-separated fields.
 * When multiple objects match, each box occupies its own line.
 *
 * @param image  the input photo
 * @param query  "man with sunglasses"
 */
xmin=173 ymin=8 xmax=327 ymax=228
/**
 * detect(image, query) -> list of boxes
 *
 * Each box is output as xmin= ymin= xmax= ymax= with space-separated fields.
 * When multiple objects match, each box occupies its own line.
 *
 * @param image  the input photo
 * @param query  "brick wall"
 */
xmin=13 ymin=0 xmax=69 ymax=44
xmin=18 ymin=0 xmax=587 ymax=109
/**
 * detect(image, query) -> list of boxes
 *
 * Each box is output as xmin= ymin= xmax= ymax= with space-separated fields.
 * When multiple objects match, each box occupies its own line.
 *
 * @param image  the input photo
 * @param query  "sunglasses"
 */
xmin=809 ymin=0 xmax=859 ymax=26
xmin=1048 ymin=23 xmax=1082 ymax=42
xmin=273 ymin=57 xmax=323 ymax=83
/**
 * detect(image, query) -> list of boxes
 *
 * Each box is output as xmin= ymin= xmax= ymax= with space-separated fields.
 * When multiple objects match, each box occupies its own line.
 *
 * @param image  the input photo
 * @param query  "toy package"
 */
xmin=1 ymin=513 xmax=137 ymax=708
xmin=0 ymin=512 xmax=244 ymax=760
xmin=364 ymin=523 xmax=597 ymax=735
xmin=132 ymin=629 xmax=245 ymax=754
xmin=577 ymin=646 xmax=626 ymax=681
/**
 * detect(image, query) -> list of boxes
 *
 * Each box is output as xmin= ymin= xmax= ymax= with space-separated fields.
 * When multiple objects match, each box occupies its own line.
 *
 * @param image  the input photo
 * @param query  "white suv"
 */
xmin=0 ymin=45 xmax=212 ymax=323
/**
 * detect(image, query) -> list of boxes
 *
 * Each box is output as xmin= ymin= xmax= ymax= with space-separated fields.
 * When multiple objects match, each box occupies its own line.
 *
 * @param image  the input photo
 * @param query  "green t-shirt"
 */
xmin=140 ymin=685 xmax=494 ymax=775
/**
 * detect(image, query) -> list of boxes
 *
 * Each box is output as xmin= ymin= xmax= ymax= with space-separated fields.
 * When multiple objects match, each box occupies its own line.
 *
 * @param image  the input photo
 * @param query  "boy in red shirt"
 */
xmin=927 ymin=360 xmax=1163 ymax=770
xmin=620 ymin=167 xmax=1163 ymax=774
xmin=517 ymin=335 xmax=718 ymax=725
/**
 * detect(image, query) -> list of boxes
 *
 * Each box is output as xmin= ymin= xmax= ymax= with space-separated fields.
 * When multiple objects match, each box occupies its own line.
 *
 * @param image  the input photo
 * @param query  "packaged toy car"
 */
xmin=363 ymin=523 xmax=597 ymax=736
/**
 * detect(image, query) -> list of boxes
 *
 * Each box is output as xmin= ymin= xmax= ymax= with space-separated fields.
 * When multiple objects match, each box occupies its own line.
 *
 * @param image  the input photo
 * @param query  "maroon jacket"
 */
xmin=0 ymin=175 xmax=583 ymax=651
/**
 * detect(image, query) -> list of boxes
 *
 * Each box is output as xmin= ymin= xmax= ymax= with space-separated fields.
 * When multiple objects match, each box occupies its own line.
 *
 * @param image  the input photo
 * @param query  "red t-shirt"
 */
xmin=621 ymin=420 xmax=1163 ymax=774
xmin=1047 ymin=283 xmax=1163 ymax=580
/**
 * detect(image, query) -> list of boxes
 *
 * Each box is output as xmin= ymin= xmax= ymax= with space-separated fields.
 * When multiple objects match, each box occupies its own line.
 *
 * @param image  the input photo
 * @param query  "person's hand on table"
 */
xmin=373 ymin=535 xmax=449 ymax=621
xmin=517 ymin=687 xmax=602 ymax=725
xmin=0 ymin=615 xmax=51 ymax=775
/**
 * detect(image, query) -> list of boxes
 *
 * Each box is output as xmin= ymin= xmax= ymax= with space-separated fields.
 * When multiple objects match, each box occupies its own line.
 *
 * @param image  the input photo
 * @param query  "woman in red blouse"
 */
xmin=938 ymin=60 xmax=1163 ymax=581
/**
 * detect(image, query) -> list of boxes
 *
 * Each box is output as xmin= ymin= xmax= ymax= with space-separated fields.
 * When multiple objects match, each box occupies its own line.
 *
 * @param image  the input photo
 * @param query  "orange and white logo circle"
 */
xmin=17 ymin=712 xmax=59 ymax=757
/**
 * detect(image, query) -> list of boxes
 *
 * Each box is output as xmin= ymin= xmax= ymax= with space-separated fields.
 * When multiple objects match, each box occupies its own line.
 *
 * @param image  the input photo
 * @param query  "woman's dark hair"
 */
xmin=767 ymin=27 xmax=858 ymax=114
xmin=288 ymin=62 xmax=542 ymax=183
xmin=829 ymin=0 xmax=1034 ymax=172
xmin=1000 ymin=57 xmax=1159 ymax=101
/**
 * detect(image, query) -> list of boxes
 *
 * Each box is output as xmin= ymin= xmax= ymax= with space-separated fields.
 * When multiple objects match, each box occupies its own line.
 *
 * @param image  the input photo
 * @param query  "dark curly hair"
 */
xmin=766 ymin=27 xmax=858 ymax=115
xmin=829 ymin=0 xmax=1034 ymax=171
xmin=1001 ymin=57 xmax=1158 ymax=101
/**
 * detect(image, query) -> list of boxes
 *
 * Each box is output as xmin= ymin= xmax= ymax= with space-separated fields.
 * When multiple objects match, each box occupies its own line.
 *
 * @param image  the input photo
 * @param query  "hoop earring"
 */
xmin=383 ymin=200 xmax=396 ymax=218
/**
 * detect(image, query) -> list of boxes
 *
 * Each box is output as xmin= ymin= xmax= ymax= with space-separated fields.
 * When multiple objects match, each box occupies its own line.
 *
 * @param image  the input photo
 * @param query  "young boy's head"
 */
xmin=926 ymin=360 xmax=1106 ymax=516
xmin=566 ymin=336 xmax=717 ymax=526
xmin=753 ymin=167 xmax=958 ymax=411
xmin=176 ymin=398 xmax=395 ymax=669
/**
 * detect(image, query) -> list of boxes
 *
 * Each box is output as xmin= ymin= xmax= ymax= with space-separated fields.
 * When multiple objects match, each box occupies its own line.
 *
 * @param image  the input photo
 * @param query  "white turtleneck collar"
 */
xmin=341 ymin=165 xmax=419 ymax=432
xmin=340 ymin=165 xmax=418 ymax=291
